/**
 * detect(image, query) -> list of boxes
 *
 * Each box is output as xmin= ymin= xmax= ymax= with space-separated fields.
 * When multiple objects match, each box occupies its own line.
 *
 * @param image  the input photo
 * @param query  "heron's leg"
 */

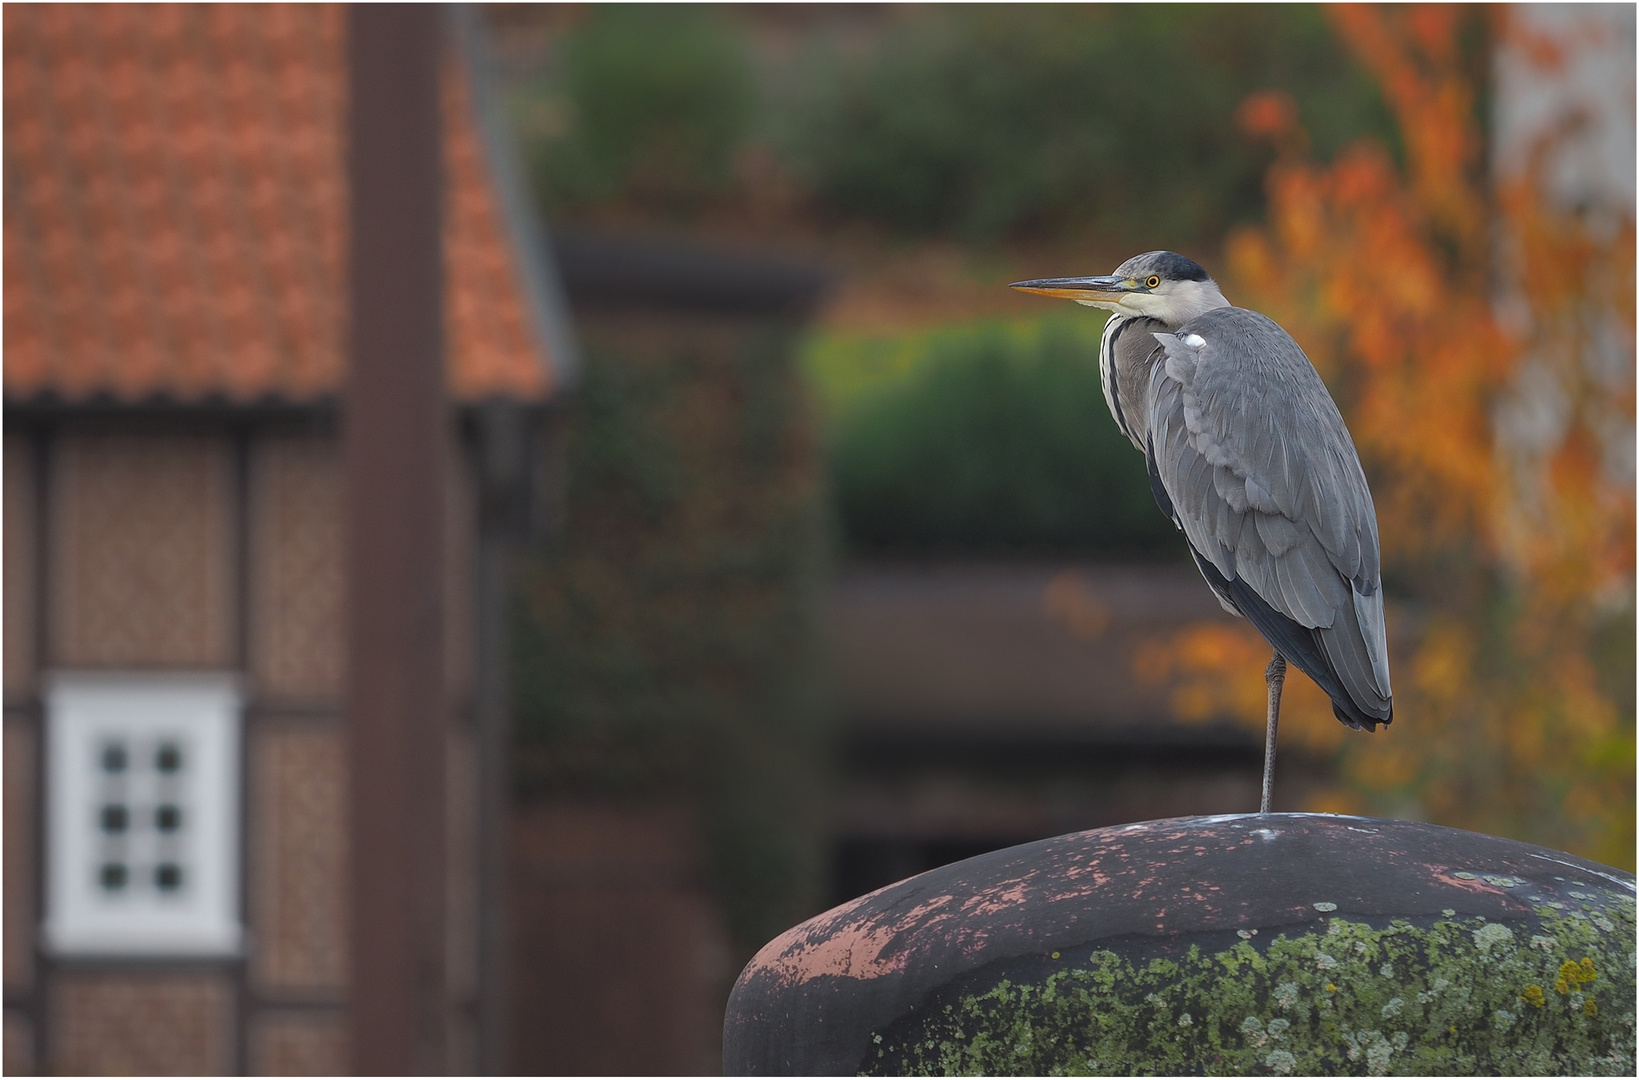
xmin=1260 ymin=653 xmax=1287 ymax=814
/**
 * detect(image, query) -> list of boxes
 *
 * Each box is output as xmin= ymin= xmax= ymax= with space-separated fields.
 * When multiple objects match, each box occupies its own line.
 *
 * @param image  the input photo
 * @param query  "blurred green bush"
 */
xmin=775 ymin=5 xmax=1395 ymax=243
xmin=519 ymin=4 xmax=754 ymax=209
xmin=517 ymin=6 xmax=1393 ymax=245
xmin=811 ymin=317 xmax=1183 ymax=558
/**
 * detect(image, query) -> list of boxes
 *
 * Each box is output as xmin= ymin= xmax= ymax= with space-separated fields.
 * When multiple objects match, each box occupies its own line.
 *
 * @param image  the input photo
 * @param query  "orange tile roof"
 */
xmin=4 ymin=3 xmax=563 ymax=406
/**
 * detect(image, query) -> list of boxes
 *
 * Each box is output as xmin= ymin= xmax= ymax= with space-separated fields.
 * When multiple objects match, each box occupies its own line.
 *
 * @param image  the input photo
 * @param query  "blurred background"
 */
xmin=4 ymin=3 xmax=1632 ymax=1075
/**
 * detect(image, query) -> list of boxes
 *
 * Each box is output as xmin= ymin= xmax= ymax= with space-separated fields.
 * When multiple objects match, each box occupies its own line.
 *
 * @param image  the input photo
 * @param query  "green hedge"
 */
xmin=811 ymin=317 xmax=1183 ymax=558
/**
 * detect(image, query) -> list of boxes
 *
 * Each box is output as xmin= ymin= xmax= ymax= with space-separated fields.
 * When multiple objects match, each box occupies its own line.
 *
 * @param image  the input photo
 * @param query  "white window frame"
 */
xmin=43 ymin=671 xmax=244 ymax=958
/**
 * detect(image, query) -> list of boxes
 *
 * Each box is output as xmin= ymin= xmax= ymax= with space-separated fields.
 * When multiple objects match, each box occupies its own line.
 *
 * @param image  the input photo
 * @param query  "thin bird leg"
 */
xmin=1260 ymin=653 xmax=1287 ymax=814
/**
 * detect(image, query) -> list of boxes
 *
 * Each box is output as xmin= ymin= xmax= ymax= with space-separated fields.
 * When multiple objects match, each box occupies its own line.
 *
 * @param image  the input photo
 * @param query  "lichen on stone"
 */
xmin=1472 ymin=923 xmax=1516 ymax=953
xmin=863 ymin=906 xmax=1636 ymax=1076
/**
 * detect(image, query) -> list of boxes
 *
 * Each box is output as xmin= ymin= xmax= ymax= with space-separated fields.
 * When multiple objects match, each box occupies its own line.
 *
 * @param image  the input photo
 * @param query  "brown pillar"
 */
xmin=345 ymin=5 xmax=447 ymax=1074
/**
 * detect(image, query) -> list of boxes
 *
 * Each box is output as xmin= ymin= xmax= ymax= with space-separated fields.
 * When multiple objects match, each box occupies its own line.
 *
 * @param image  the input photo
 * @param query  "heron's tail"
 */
xmin=1189 ymin=547 xmax=1393 ymax=732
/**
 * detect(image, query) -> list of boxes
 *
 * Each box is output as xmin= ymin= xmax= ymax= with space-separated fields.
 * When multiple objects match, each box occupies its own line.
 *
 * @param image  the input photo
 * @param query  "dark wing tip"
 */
xmin=1333 ymin=700 xmax=1393 ymax=732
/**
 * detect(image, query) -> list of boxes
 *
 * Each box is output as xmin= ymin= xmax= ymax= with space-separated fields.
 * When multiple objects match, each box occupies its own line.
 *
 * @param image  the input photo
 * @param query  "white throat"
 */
xmin=1079 ymin=279 xmax=1230 ymax=329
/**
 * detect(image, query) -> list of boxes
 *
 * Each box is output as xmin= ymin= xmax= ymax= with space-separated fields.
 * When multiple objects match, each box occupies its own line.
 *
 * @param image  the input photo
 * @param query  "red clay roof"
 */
xmin=4 ymin=3 xmax=561 ymax=405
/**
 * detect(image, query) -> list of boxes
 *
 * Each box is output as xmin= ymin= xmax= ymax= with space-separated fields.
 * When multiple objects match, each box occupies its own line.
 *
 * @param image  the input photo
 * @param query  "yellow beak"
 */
xmin=1008 ymin=275 xmax=1136 ymax=302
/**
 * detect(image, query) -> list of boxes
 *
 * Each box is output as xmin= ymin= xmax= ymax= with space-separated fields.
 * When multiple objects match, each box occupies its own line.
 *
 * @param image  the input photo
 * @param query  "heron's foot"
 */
xmin=1265 ymin=653 xmax=1287 ymax=685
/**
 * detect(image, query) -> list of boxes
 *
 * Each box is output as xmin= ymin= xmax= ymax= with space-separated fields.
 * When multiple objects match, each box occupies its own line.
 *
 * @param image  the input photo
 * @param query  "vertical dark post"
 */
xmin=345 ymin=5 xmax=447 ymax=1075
xmin=473 ymin=402 xmax=523 ymax=1074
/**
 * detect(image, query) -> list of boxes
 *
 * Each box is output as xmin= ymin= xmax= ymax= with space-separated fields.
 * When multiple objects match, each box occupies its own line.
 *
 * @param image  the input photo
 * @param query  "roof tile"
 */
xmin=5 ymin=3 xmax=558 ymax=406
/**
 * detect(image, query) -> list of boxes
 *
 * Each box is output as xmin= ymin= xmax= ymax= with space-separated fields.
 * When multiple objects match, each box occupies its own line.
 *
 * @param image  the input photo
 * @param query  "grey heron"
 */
xmin=1012 ymin=251 xmax=1392 ymax=814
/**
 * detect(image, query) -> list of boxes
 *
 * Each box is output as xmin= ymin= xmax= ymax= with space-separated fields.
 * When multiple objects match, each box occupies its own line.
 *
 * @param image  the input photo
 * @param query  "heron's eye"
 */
xmin=1145 ymin=275 xmax=1161 ymax=290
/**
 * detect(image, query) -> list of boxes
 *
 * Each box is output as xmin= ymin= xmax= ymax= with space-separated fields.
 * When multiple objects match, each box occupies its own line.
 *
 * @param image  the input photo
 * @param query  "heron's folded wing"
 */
xmin=1148 ymin=309 xmax=1392 ymax=711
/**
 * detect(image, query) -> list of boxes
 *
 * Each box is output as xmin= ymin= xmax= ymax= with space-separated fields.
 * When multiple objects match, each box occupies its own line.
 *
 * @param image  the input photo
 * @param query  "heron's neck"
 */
xmin=1099 ymin=313 xmax=1165 ymax=452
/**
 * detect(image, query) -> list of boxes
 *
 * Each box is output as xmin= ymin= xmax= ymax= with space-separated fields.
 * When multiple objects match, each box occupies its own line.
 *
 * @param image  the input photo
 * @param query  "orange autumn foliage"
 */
xmin=1139 ymin=5 xmax=1635 ymax=867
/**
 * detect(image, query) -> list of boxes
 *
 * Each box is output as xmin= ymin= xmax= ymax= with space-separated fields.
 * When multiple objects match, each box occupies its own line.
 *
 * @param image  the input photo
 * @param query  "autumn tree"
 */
xmin=1140 ymin=5 xmax=1634 ymax=867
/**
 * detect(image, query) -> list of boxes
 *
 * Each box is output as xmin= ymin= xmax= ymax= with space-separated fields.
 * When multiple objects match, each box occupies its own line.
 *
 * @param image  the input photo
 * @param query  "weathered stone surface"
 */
xmin=723 ymin=814 xmax=1635 ymax=1076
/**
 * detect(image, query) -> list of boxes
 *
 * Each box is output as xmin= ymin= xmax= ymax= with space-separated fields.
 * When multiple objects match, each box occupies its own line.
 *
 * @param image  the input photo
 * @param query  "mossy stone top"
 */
xmin=722 ymin=814 xmax=1635 ymax=1076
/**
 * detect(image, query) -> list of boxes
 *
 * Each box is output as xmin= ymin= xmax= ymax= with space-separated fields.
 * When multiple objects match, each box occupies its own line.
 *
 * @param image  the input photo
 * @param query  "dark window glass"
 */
xmin=155 ymin=743 xmax=183 ymax=773
xmin=155 ymin=804 xmax=182 ymax=832
xmin=100 ymin=862 xmax=128 ymax=890
xmin=100 ymin=804 xmax=129 ymax=833
xmin=101 ymin=743 xmax=128 ymax=773
xmin=155 ymin=863 xmax=183 ymax=890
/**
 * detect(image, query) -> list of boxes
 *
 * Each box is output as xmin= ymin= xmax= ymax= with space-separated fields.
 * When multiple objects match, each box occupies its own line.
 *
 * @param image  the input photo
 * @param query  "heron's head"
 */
xmin=1009 ymin=251 xmax=1229 ymax=325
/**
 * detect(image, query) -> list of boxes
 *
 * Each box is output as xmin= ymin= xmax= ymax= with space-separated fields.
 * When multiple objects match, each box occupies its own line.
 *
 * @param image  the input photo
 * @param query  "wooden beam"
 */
xmin=345 ymin=6 xmax=447 ymax=1074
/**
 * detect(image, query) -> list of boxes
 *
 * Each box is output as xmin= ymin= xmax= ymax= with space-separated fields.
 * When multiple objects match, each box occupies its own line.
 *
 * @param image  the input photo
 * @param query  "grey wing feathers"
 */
xmin=1148 ymin=307 xmax=1392 ymax=727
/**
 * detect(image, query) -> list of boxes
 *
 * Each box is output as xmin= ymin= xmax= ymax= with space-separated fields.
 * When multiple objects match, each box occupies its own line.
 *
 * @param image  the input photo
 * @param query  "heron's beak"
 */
xmin=1008 ymin=275 xmax=1135 ymax=302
